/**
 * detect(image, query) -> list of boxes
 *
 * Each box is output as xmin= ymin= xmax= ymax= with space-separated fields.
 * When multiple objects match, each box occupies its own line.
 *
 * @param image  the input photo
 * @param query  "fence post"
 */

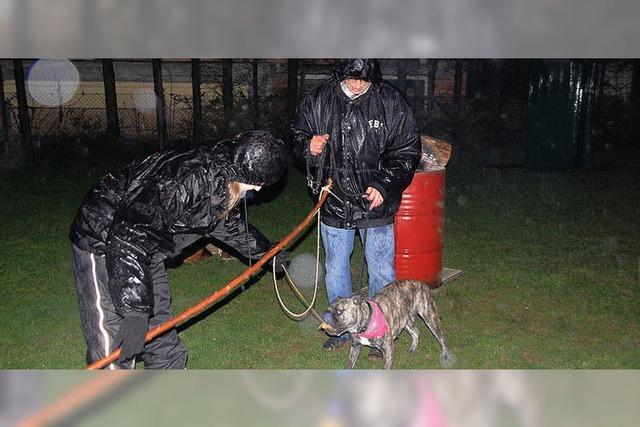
xmin=631 ymin=60 xmax=640 ymax=145
xmin=396 ymin=59 xmax=407 ymax=95
xmin=191 ymin=59 xmax=202 ymax=144
xmin=13 ymin=60 xmax=33 ymax=162
xmin=0 ymin=64 xmax=10 ymax=157
xmin=252 ymin=59 xmax=259 ymax=129
xmin=101 ymin=59 xmax=120 ymax=140
xmin=426 ymin=59 xmax=437 ymax=112
xmin=152 ymin=59 xmax=168 ymax=151
xmin=286 ymin=59 xmax=299 ymax=125
xmin=222 ymin=59 xmax=233 ymax=132
xmin=454 ymin=59 xmax=464 ymax=105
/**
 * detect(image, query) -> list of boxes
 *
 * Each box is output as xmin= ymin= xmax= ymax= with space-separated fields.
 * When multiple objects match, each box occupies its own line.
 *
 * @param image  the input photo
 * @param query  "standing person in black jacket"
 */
xmin=69 ymin=130 xmax=288 ymax=369
xmin=292 ymin=59 xmax=421 ymax=350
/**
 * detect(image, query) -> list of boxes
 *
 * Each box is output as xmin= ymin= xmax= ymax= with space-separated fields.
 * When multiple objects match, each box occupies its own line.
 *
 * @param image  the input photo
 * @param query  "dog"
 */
xmin=320 ymin=279 xmax=453 ymax=369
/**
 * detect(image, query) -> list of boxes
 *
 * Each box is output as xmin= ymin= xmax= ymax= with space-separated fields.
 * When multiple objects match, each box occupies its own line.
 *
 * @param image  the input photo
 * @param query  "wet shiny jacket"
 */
xmin=70 ymin=138 xmax=279 ymax=318
xmin=292 ymin=64 xmax=420 ymax=229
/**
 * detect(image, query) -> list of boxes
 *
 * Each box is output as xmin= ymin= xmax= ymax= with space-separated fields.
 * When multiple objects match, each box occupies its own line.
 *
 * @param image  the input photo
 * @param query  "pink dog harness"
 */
xmin=409 ymin=379 xmax=448 ymax=427
xmin=353 ymin=300 xmax=389 ymax=339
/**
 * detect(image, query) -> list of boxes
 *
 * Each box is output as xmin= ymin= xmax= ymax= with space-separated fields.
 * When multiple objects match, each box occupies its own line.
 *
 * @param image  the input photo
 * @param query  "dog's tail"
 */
xmin=440 ymin=350 xmax=456 ymax=368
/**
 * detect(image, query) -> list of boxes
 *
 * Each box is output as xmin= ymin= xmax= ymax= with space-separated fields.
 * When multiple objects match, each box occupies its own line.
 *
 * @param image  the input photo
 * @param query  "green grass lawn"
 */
xmin=1 ymin=149 xmax=639 ymax=369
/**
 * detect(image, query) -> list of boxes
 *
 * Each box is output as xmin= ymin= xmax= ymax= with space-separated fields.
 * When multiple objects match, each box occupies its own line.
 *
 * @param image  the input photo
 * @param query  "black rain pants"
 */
xmin=71 ymin=244 xmax=188 ymax=369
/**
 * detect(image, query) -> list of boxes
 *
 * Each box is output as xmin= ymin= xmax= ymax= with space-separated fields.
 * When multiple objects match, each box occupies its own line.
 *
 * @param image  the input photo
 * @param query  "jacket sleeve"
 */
xmin=105 ymin=220 xmax=165 ymax=318
xmin=208 ymin=205 xmax=273 ymax=261
xmin=369 ymin=96 xmax=421 ymax=200
xmin=291 ymin=91 xmax=323 ymax=168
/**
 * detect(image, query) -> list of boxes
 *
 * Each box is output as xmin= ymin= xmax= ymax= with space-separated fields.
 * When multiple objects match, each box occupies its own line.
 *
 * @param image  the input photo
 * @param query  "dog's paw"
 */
xmin=440 ymin=351 xmax=456 ymax=368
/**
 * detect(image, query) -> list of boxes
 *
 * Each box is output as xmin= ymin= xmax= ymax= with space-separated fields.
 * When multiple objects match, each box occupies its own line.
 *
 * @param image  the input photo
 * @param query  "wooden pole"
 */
xmin=13 ymin=60 xmax=32 ymax=161
xmin=87 ymin=180 xmax=333 ymax=370
xmin=0 ymin=64 xmax=10 ymax=157
xmin=222 ymin=59 xmax=233 ymax=131
xmin=152 ymin=59 xmax=168 ymax=150
xmin=101 ymin=59 xmax=120 ymax=140
xmin=16 ymin=372 xmax=135 ymax=427
xmin=426 ymin=59 xmax=437 ymax=111
xmin=630 ymin=60 xmax=640 ymax=145
xmin=191 ymin=59 xmax=202 ymax=144
xmin=286 ymin=59 xmax=299 ymax=124
xmin=454 ymin=59 xmax=463 ymax=105
xmin=396 ymin=59 xmax=407 ymax=95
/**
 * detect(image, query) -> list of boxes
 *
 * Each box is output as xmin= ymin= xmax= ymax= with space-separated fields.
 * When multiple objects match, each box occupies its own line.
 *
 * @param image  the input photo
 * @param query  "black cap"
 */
xmin=332 ymin=58 xmax=382 ymax=84
xmin=225 ymin=130 xmax=286 ymax=187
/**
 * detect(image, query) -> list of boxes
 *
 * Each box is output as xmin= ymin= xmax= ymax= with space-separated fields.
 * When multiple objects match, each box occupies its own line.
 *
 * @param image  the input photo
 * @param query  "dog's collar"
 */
xmin=354 ymin=300 xmax=389 ymax=340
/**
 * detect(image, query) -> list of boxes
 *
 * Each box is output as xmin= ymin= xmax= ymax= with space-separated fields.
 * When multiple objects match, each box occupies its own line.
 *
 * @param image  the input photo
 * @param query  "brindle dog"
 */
xmin=321 ymin=280 xmax=453 ymax=369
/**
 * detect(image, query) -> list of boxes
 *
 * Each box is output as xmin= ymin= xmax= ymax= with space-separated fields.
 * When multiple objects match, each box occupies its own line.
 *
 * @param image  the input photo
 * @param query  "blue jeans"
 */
xmin=321 ymin=222 xmax=396 ymax=304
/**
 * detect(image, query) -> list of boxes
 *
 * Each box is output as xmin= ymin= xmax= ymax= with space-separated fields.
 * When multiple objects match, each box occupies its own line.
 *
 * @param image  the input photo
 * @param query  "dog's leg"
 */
xmin=419 ymin=299 xmax=454 ymax=367
xmin=404 ymin=319 xmax=420 ymax=353
xmin=347 ymin=343 xmax=363 ymax=369
xmin=382 ymin=339 xmax=395 ymax=369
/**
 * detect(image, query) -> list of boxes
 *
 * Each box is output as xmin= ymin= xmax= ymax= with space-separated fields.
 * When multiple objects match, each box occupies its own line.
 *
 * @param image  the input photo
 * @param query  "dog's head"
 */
xmin=320 ymin=294 xmax=370 ymax=336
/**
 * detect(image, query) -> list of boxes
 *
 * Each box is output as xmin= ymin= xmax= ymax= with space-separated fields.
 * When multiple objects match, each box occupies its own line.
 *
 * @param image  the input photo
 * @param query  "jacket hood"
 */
xmin=332 ymin=58 xmax=382 ymax=84
xmin=220 ymin=130 xmax=286 ymax=187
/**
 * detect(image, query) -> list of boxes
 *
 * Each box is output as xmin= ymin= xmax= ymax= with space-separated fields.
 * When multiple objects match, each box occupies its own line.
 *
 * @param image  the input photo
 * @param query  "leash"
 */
xmin=87 ymin=179 xmax=333 ymax=370
xmin=273 ymin=188 xmax=370 ymax=323
xmin=244 ymin=196 xmax=252 ymax=268
xmin=239 ymin=371 xmax=313 ymax=411
xmin=356 ymin=219 xmax=369 ymax=296
xmin=304 ymin=138 xmax=372 ymax=301
xmin=273 ymin=184 xmax=338 ymax=322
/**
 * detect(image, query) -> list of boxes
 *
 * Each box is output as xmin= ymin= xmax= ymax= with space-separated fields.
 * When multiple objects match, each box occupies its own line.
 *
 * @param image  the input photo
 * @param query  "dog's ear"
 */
xmin=352 ymin=293 xmax=365 ymax=306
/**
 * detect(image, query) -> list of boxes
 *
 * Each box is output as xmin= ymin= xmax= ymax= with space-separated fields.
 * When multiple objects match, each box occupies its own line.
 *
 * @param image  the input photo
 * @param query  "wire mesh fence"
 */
xmin=0 ymin=59 xmax=635 ymax=169
xmin=0 ymin=60 xmax=195 ymax=144
xmin=0 ymin=59 xmax=463 ymax=145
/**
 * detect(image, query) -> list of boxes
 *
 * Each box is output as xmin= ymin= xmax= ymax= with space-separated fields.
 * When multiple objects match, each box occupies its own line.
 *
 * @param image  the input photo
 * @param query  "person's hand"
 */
xmin=309 ymin=134 xmax=329 ymax=156
xmin=363 ymin=187 xmax=384 ymax=210
xmin=114 ymin=316 xmax=149 ymax=363
xmin=268 ymin=250 xmax=290 ymax=274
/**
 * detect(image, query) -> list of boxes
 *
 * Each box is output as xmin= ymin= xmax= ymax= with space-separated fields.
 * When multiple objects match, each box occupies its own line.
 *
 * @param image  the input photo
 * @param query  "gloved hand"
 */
xmin=268 ymin=250 xmax=290 ymax=274
xmin=114 ymin=316 xmax=149 ymax=363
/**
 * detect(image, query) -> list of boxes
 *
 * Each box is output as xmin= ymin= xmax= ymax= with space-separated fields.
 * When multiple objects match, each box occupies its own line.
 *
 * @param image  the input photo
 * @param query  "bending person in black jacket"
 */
xmin=69 ymin=130 xmax=287 ymax=369
xmin=292 ymin=59 xmax=421 ymax=350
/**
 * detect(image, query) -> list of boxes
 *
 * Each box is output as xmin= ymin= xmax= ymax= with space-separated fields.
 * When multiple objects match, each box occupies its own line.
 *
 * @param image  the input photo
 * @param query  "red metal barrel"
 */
xmin=394 ymin=167 xmax=446 ymax=287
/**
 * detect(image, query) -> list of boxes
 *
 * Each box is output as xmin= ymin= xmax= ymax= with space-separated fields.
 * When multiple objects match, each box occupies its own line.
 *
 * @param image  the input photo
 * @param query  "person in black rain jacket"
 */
xmin=292 ymin=59 xmax=420 ymax=350
xmin=69 ymin=130 xmax=287 ymax=369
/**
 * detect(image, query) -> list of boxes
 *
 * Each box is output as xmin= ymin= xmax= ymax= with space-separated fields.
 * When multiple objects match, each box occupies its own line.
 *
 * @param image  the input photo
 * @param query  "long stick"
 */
xmin=87 ymin=180 xmax=332 ymax=370
xmin=17 ymin=372 xmax=135 ymax=427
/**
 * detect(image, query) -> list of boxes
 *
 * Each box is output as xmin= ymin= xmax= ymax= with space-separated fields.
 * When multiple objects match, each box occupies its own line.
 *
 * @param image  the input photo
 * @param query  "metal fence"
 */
xmin=0 ymin=59 xmax=632 ymax=168
xmin=0 ymin=60 xmax=196 ymax=143
xmin=0 ymin=59 xmax=466 ymax=146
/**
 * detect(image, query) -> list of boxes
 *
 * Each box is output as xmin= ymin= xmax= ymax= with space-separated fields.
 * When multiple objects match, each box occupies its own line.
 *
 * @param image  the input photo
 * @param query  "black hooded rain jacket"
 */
xmin=292 ymin=59 xmax=420 ymax=229
xmin=69 ymin=131 xmax=285 ymax=318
